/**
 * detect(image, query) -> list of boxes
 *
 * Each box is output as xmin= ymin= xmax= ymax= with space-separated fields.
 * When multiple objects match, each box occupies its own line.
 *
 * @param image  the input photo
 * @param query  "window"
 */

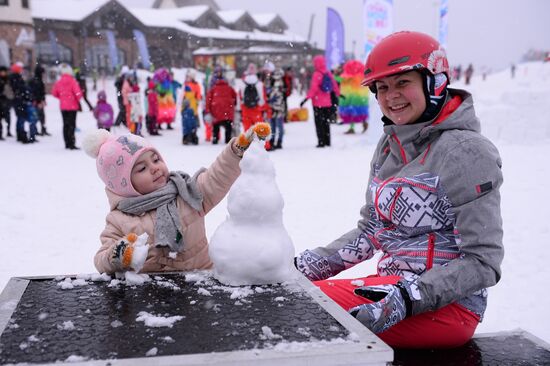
xmin=22 ymin=0 xmax=28 ymax=8
xmin=35 ymin=41 xmax=73 ymax=65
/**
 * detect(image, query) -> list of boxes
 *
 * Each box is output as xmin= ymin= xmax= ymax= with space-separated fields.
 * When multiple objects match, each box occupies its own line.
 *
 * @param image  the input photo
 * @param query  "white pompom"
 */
xmin=82 ymin=129 xmax=112 ymax=158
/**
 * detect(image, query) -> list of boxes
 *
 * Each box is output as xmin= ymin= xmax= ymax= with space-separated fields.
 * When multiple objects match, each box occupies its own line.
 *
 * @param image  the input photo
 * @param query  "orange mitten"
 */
xmin=235 ymin=122 xmax=271 ymax=154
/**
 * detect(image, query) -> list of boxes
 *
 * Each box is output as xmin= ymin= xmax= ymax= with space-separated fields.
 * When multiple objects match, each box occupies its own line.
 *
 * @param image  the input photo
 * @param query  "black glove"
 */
xmin=349 ymin=281 xmax=413 ymax=334
xmin=299 ymin=98 xmax=308 ymax=108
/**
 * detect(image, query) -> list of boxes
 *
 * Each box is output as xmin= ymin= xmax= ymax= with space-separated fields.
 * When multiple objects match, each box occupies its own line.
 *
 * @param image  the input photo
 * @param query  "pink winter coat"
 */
xmin=306 ymin=55 xmax=340 ymax=108
xmin=94 ymin=143 xmax=242 ymax=274
xmin=51 ymin=74 xmax=83 ymax=111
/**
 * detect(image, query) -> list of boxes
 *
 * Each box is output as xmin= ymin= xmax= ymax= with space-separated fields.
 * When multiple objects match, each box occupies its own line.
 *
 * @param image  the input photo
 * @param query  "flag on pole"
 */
xmin=133 ymin=29 xmax=151 ymax=69
xmin=325 ymin=7 xmax=345 ymax=70
xmin=105 ymin=30 xmax=119 ymax=70
xmin=363 ymin=0 xmax=394 ymax=59
xmin=438 ymin=0 xmax=449 ymax=49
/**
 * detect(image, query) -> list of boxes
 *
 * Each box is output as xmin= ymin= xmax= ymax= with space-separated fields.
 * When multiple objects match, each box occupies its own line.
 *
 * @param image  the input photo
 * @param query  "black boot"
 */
xmin=41 ymin=127 xmax=51 ymax=136
xmin=17 ymin=131 xmax=29 ymax=144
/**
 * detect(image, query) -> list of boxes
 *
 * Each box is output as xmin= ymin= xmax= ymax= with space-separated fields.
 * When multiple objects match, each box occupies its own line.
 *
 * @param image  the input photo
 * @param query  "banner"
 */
xmin=48 ymin=30 xmax=61 ymax=63
xmin=325 ymin=7 xmax=345 ymax=71
xmin=105 ymin=30 xmax=119 ymax=70
xmin=363 ymin=0 xmax=393 ymax=58
xmin=133 ymin=29 xmax=151 ymax=69
xmin=438 ymin=0 xmax=449 ymax=49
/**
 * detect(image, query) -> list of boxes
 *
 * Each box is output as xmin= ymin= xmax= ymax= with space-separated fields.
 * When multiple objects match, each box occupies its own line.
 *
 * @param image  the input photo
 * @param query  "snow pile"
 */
xmin=130 ymin=232 xmax=149 ymax=273
xmin=209 ymin=140 xmax=295 ymax=285
xmin=136 ymin=311 xmax=184 ymax=328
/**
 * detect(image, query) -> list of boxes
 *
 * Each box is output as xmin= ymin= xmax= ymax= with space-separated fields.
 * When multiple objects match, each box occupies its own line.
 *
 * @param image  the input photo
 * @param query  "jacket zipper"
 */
xmin=427 ymin=233 xmax=435 ymax=270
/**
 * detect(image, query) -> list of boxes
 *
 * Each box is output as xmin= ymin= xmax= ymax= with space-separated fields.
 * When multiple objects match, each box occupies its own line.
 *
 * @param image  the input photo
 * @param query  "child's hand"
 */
xmin=111 ymin=233 xmax=149 ymax=272
xmin=234 ymin=122 xmax=271 ymax=155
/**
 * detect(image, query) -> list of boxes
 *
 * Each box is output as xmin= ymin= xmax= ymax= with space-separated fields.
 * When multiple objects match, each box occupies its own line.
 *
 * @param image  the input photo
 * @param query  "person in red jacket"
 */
xmin=239 ymin=63 xmax=266 ymax=132
xmin=145 ymin=81 xmax=160 ymax=136
xmin=205 ymin=73 xmax=237 ymax=144
xmin=51 ymin=63 xmax=83 ymax=150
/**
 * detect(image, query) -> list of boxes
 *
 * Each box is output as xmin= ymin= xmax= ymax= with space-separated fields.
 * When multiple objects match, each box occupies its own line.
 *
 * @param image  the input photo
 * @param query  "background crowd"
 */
xmin=4 ymin=56 xmax=494 ymax=151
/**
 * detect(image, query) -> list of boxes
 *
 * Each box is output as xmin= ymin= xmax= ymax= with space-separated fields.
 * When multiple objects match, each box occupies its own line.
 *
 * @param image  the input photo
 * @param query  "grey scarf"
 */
xmin=117 ymin=170 xmax=205 ymax=252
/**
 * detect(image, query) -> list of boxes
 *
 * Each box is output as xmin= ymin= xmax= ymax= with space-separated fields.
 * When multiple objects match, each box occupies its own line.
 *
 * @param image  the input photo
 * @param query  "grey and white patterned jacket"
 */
xmin=296 ymin=89 xmax=504 ymax=320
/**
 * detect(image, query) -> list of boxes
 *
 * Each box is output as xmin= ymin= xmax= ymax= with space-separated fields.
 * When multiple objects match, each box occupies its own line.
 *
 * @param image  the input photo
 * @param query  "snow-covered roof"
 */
xmin=251 ymin=13 xmax=278 ymax=27
xmin=128 ymin=7 xmax=305 ymax=43
xmin=30 ymin=0 xmax=305 ymax=44
xmin=216 ymin=9 xmax=246 ymax=24
xmin=117 ymin=0 xmax=156 ymax=9
xmin=31 ymin=0 xmax=110 ymax=21
xmin=193 ymin=44 xmax=304 ymax=56
xmin=155 ymin=5 xmax=210 ymax=22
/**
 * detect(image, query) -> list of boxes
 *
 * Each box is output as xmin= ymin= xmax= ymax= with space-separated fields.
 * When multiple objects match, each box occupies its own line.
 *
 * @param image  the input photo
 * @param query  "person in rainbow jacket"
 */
xmin=295 ymin=31 xmax=503 ymax=348
xmin=338 ymin=59 xmax=369 ymax=134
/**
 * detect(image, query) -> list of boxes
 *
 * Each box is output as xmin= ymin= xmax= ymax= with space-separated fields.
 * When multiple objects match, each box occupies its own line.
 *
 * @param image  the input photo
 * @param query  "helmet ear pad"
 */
xmin=416 ymin=70 xmax=449 ymax=123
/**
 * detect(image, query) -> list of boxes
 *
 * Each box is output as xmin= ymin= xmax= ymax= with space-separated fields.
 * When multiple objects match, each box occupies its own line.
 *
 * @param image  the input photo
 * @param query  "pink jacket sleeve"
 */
xmin=72 ymin=78 xmax=83 ymax=101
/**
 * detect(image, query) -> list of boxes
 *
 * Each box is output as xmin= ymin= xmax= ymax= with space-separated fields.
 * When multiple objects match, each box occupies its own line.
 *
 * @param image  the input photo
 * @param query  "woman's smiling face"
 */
xmin=375 ymin=71 xmax=426 ymax=125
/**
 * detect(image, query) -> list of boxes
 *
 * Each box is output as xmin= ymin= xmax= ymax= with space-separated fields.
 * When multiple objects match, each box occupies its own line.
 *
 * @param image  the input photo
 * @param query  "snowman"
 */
xmin=209 ymin=134 xmax=295 ymax=286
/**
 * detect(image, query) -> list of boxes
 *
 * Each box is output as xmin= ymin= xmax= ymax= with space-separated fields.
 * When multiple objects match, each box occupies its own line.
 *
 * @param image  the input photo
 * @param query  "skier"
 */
xmin=295 ymin=31 xmax=504 ymax=348
xmin=83 ymin=123 xmax=271 ymax=275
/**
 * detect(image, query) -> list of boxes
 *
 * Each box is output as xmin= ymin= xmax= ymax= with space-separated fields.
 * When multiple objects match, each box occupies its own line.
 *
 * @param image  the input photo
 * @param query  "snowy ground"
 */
xmin=1 ymin=62 xmax=550 ymax=344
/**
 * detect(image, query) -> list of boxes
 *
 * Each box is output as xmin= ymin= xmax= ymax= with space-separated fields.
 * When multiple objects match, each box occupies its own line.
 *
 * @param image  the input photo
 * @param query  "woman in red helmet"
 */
xmin=295 ymin=31 xmax=503 ymax=348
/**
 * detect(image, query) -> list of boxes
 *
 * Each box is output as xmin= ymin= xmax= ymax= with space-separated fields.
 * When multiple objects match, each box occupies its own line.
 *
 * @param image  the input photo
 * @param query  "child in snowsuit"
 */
xmin=84 ymin=123 xmax=271 ymax=275
xmin=181 ymin=98 xmax=198 ymax=145
xmin=295 ymin=31 xmax=503 ymax=349
xmin=93 ymin=91 xmax=114 ymax=131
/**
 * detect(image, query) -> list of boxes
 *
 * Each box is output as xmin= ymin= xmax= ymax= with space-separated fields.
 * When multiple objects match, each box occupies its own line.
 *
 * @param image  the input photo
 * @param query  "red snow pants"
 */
xmin=314 ymin=275 xmax=480 ymax=348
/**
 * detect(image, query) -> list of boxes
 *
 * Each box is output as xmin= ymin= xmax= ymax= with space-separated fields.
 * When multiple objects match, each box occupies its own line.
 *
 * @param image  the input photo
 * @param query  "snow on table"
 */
xmin=0 ymin=271 xmax=392 ymax=365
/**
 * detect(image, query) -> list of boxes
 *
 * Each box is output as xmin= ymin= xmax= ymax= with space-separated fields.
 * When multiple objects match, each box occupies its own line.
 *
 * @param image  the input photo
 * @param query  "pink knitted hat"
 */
xmin=83 ymin=129 xmax=161 ymax=197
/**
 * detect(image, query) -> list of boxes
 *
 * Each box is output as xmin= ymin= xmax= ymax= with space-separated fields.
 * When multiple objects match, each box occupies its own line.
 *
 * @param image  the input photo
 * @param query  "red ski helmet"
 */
xmin=362 ymin=31 xmax=449 ymax=88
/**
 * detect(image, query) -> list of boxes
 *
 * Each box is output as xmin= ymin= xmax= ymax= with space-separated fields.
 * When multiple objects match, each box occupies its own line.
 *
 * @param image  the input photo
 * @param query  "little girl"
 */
xmin=83 ymin=123 xmax=270 ymax=274
xmin=93 ymin=91 xmax=114 ymax=131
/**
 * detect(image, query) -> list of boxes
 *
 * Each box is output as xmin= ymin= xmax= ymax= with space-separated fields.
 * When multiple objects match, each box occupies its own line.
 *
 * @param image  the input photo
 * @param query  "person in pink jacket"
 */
xmin=300 ymin=55 xmax=340 ymax=148
xmin=83 ymin=123 xmax=271 ymax=275
xmin=51 ymin=64 xmax=83 ymax=149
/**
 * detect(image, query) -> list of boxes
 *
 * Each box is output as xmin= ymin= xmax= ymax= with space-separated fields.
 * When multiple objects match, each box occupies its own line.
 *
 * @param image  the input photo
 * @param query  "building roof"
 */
xmin=140 ymin=5 xmax=210 ymax=22
xmin=128 ymin=7 xmax=305 ymax=43
xmin=216 ymin=9 xmax=246 ymax=24
xmin=251 ymin=13 xmax=278 ymax=27
xmin=31 ymin=0 xmax=110 ymax=21
xmin=30 ymin=0 xmax=305 ymax=44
